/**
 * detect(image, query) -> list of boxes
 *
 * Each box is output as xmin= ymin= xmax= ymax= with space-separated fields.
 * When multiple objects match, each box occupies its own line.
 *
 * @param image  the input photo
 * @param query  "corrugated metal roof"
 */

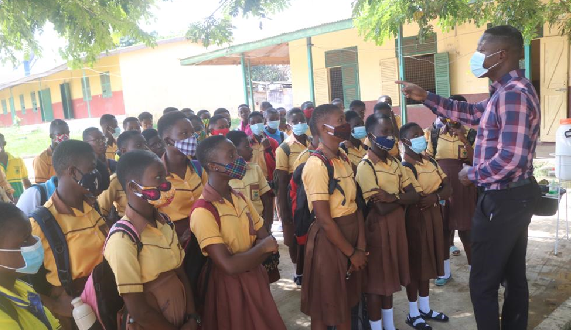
xmin=0 ymin=63 xmax=68 ymax=91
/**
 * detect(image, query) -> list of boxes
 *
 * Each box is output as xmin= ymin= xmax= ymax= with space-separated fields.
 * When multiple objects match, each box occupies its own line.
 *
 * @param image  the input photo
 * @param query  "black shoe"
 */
xmin=294 ymin=275 xmax=303 ymax=286
xmin=419 ymin=310 xmax=449 ymax=322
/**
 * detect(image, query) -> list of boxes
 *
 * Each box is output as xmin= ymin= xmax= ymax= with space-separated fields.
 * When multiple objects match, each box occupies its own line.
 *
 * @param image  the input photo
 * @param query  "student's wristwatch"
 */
xmin=185 ymin=313 xmax=201 ymax=325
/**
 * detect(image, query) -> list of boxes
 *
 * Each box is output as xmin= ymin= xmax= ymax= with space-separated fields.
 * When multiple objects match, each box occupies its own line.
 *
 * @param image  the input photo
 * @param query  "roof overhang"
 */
xmin=180 ymin=18 xmax=353 ymax=66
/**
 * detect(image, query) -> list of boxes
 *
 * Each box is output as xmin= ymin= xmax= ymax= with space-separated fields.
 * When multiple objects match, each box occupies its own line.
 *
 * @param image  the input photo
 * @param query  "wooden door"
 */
xmin=540 ymin=36 xmax=569 ymax=142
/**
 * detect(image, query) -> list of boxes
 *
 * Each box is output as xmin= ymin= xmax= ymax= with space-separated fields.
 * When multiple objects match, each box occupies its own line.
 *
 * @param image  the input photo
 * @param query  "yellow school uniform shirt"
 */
xmin=159 ymin=159 xmax=208 ymax=221
xmin=30 ymin=192 xmax=107 ymax=286
xmin=1 ymin=153 xmax=28 ymax=198
xmin=104 ymin=215 xmax=184 ymax=294
xmin=292 ymin=148 xmax=315 ymax=170
xmin=229 ymin=163 xmax=271 ymax=216
xmin=250 ymin=140 xmax=269 ymax=178
xmin=302 ymin=149 xmax=357 ymax=218
xmin=355 ymin=152 xmax=420 ymax=201
xmin=190 ymin=185 xmax=264 ymax=256
xmin=276 ymin=134 xmax=309 ymax=174
xmin=0 ymin=280 xmax=61 ymax=330
xmin=105 ymin=142 xmax=117 ymax=160
xmin=403 ymin=158 xmax=447 ymax=195
xmin=342 ymin=142 xmax=367 ymax=168
xmin=33 ymin=146 xmax=55 ymax=183
xmin=426 ymin=127 xmax=471 ymax=161
xmin=97 ymin=173 xmax=127 ymax=217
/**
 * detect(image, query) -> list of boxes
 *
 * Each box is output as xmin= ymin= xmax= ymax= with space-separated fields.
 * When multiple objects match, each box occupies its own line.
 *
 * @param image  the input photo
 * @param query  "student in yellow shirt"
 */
xmin=33 ymin=119 xmax=69 ymax=184
xmin=275 ymin=108 xmax=310 ymax=282
xmin=301 ymin=104 xmax=366 ymax=330
xmin=142 ymin=128 xmax=167 ymax=158
xmin=191 ymin=136 xmax=286 ymax=330
xmin=400 ymin=123 xmax=452 ymax=329
xmin=30 ymin=140 xmax=107 ymax=330
xmin=98 ymin=131 xmax=150 ymax=223
xmin=100 ymin=114 xmax=120 ymax=160
xmin=104 ymin=150 xmax=199 ymax=330
xmin=355 ymin=114 xmax=421 ymax=330
xmin=207 ymin=114 xmax=230 ymax=137
xmin=0 ymin=202 xmax=62 ymax=330
xmin=278 ymin=107 xmax=293 ymax=137
xmin=340 ymin=110 xmax=368 ymax=171
xmin=83 ymin=127 xmax=117 ymax=174
xmin=123 ymin=117 xmax=142 ymax=133
xmin=365 ymin=103 xmax=401 ymax=159
xmin=0 ymin=134 xmax=31 ymax=199
xmin=158 ymin=111 xmax=207 ymax=240
xmin=227 ymin=131 xmax=273 ymax=230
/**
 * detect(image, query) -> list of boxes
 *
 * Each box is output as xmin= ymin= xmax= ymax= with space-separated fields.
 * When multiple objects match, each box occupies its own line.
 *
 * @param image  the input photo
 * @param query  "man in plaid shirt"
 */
xmin=398 ymin=25 xmax=541 ymax=330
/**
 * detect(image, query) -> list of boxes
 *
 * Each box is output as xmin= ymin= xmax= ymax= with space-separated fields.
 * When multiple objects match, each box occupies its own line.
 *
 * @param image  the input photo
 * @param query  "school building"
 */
xmin=180 ymin=19 xmax=570 ymax=142
xmin=0 ymin=37 xmax=243 ymax=127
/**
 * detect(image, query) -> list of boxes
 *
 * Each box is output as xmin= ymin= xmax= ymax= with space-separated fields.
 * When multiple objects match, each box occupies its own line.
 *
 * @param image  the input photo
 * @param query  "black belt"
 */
xmin=479 ymin=177 xmax=535 ymax=193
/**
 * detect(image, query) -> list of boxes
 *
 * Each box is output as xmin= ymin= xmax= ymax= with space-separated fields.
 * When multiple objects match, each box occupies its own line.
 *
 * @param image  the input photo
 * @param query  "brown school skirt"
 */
xmin=365 ymin=207 xmax=410 ymax=296
xmin=405 ymin=204 xmax=445 ymax=281
xmin=202 ymin=264 xmax=286 ymax=330
xmin=301 ymin=213 xmax=362 ymax=326
xmin=126 ymin=270 xmax=186 ymax=329
xmin=438 ymin=159 xmax=477 ymax=231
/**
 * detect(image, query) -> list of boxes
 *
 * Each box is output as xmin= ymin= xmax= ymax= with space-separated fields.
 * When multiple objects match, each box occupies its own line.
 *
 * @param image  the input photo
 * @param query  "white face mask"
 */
xmin=470 ymin=50 xmax=503 ymax=78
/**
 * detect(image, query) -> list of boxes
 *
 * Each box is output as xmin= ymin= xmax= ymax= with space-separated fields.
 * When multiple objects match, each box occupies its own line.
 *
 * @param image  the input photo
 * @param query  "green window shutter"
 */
xmin=82 ymin=77 xmax=92 ymax=101
xmin=395 ymin=33 xmax=437 ymax=57
xmin=325 ymin=47 xmax=358 ymax=68
xmin=434 ymin=52 xmax=451 ymax=98
xmin=1 ymin=100 xmax=7 ymax=114
xmin=31 ymin=92 xmax=38 ymax=112
xmin=341 ymin=64 xmax=360 ymax=109
xmin=100 ymin=72 xmax=112 ymax=98
xmin=19 ymin=94 xmax=26 ymax=114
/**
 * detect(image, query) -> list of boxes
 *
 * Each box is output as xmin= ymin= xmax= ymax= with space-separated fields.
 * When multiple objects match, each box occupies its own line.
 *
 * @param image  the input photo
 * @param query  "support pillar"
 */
xmin=241 ymin=54 xmax=250 ymax=106
xmin=397 ymin=25 xmax=407 ymax=125
xmin=307 ymin=37 xmax=315 ymax=104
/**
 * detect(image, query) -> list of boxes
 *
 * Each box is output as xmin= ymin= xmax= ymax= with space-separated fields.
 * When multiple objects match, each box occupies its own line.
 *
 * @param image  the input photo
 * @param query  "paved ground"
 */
xmin=270 ymin=196 xmax=571 ymax=330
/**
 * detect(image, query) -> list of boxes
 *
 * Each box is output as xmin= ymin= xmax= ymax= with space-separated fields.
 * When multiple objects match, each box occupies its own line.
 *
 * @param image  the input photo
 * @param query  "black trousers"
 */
xmin=470 ymin=183 xmax=540 ymax=330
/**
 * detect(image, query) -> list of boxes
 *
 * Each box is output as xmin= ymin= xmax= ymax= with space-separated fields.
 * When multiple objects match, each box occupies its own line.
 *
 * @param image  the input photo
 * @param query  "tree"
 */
xmin=250 ymin=65 xmax=291 ymax=82
xmin=0 ymin=0 xmax=156 ymax=66
xmin=352 ymin=0 xmax=571 ymax=44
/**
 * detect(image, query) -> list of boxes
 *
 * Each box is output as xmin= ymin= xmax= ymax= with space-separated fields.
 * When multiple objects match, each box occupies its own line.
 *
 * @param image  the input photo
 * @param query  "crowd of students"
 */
xmin=0 ymin=98 xmax=477 ymax=330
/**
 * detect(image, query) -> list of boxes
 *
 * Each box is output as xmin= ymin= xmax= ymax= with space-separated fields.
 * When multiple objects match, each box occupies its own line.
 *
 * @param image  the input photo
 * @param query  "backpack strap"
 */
xmin=32 ymin=184 xmax=48 ymax=206
xmin=431 ymin=127 xmax=440 ymax=157
xmin=361 ymin=158 xmax=378 ymax=186
xmin=279 ymin=143 xmax=291 ymax=157
xmin=402 ymin=162 xmax=418 ymax=179
xmin=105 ymin=220 xmax=143 ymax=255
xmin=191 ymin=200 xmax=221 ymax=229
xmin=339 ymin=142 xmax=349 ymax=155
xmin=30 ymin=207 xmax=74 ymax=296
xmin=280 ymin=131 xmax=285 ymax=143
xmin=189 ymin=160 xmax=203 ymax=178
xmin=312 ymin=150 xmax=346 ymax=205
xmin=0 ymin=293 xmax=22 ymax=329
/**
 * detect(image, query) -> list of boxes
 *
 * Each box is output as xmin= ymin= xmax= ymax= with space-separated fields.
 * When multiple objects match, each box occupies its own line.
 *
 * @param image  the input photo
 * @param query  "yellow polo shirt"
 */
xmin=30 ymin=192 xmax=107 ymax=286
xmin=302 ymin=149 xmax=357 ymax=218
xmin=355 ymin=153 xmax=420 ymax=201
xmin=276 ymin=134 xmax=309 ymax=174
xmin=229 ymin=163 xmax=271 ymax=216
xmin=426 ymin=127 xmax=471 ymax=161
xmin=159 ymin=162 xmax=208 ymax=222
xmin=33 ymin=147 xmax=55 ymax=184
xmin=250 ymin=140 xmax=269 ymax=178
xmin=190 ymin=187 xmax=264 ymax=256
xmin=97 ymin=173 xmax=127 ymax=217
xmin=292 ymin=148 xmax=314 ymax=171
xmin=0 ymin=280 xmax=61 ymax=330
xmin=0 ymin=153 xmax=28 ymax=198
xmin=104 ymin=216 xmax=184 ymax=294
xmin=403 ymin=158 xmax=447 ymax=195
xmin=105 ymin=142 xmax=117 ymax=160
xmin=342 ymin=142 xmax=367 ymax=168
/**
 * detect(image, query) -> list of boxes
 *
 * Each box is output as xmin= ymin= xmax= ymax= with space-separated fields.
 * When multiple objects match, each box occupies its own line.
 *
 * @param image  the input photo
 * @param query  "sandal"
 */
xmin=450 ymin=245 xmax=461 ymax=256
xmin=406 ymin=315 xmax=432 ymax=330
xmin=420 ymin=310 xmax=449 ymax=322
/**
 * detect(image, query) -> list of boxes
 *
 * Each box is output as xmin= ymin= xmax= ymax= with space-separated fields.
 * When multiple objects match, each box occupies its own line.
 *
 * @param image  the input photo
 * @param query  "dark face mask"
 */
xmin=324 ymin=123 xmax=352 ymax=141
xmin=75 ymin=169 xmax=102 ymax=195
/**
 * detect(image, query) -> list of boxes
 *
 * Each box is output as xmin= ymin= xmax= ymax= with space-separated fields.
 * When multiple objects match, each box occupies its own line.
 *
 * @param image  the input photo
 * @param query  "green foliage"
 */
xmin=353 ymin=0 xmax=571 ymax=45
xmin=250 ymin=65 xmax=291 ymax=82
xmin=185 ymin=0 xmax=290 ymax=47
xmin=0 ymin=0 xmax=157 ymax=67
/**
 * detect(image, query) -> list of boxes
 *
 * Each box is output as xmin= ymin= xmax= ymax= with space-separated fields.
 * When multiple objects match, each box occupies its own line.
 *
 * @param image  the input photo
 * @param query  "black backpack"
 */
xmin=430 ymin=127 xmax=477 ymax=157
xmin=354 ymin=158 xmax=379 ymax=221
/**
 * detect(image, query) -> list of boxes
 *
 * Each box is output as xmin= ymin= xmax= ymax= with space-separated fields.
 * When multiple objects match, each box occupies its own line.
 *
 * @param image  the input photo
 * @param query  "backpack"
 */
xmin=355 ymin=158 xmax=377 ymax=220
xmin=291 ymin=150 xmax=347 ymax=245
xmin=31 ymin=177 xmax=58 ymax=207
xmin=430 ymin=127 xmax=477 ymax=157
xmin=271 ymin=143 xmax=291 ymax=195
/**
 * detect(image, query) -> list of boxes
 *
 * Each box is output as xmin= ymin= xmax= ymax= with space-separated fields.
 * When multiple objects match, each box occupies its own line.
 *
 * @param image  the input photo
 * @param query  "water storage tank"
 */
xmin=555 ymin=118 xmax=571 ymax=180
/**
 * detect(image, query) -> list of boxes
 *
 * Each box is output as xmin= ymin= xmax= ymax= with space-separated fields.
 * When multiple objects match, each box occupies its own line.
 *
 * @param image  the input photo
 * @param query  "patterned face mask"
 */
xmin=54 ymin=134 xmax=69 ymax=144
xmin=174 ymin=135 xmax=198 ymax=157
xmin=211 ymin=157 xmax=247 ymax=180
xmin=131 ymin=180 xmax=175 ymax=208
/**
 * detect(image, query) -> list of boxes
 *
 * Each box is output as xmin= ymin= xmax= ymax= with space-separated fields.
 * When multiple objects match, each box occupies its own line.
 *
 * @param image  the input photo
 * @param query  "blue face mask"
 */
xmin=0 ymin=236 xmax=44 ymax=274
xmin=352 ymin=126 xmax=367 ymax=139
xmin=267 ymin=120 xmax=280 ymax=130
xmin=370 ymin=134 xmax=395 ymax=151
xmin=470 ymin=50 xmax=502 ymax=78
xmin=292 ymin=123 xmax=308 ymax=136
xmin=407 ymin=136 xmax=428 ymax=154
xmin=250 ymin=123 xmax=264 ymax=136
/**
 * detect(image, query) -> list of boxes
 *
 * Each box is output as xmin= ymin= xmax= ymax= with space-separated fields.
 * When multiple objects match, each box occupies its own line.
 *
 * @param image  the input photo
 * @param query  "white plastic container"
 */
xmin=556 ymin=118 xmax=571 ymax=180
xmin=71 ymin=297 xmax=97 ymax=330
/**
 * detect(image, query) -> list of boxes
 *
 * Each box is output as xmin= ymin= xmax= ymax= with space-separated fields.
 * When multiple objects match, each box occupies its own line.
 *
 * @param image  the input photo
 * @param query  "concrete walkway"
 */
xmin=270 ymin=198 xmax=571 ymax=329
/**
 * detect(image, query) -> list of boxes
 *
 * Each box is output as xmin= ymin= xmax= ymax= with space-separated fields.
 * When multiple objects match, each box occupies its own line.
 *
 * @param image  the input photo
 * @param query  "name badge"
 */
xmin=251 ymin=184 xmax=260 ymax=201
